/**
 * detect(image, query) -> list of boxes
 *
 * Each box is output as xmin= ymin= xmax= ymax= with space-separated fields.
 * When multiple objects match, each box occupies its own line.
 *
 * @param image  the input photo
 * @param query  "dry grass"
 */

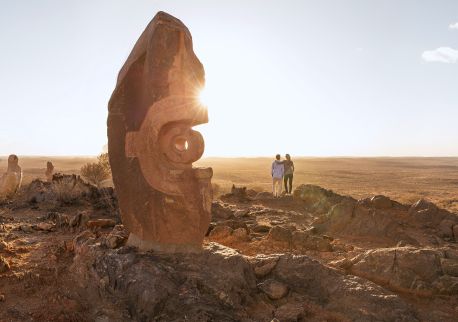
xmin=1 ymin=156 xmax=457 ymax=213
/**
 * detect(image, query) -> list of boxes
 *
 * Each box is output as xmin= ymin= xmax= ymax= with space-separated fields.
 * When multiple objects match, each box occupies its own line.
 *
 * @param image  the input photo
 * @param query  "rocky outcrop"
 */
xmin=331 ymin=246 xmax=458 ymax=296
xmin=294 ymin=185 xmax=458 ymax=244
xmin=70 ymin=237 xmax=419 ymax=322
xmin=293 ymin=184 xmax=349 ymax=214
xmin=17 ymin=175 xmax=118 ymax=212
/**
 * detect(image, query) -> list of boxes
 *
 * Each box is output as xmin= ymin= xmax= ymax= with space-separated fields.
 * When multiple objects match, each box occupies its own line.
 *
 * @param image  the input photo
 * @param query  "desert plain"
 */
xmin=4 ymin=156 xmax=457 ymax=212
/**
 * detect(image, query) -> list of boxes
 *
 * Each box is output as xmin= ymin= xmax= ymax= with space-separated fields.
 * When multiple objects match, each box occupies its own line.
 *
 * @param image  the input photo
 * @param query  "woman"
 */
xmin=283 ymin=154 xmax=294 ymax=194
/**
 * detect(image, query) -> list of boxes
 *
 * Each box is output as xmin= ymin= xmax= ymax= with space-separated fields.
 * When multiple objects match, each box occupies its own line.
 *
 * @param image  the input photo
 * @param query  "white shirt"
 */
xmin=271 ymin=160 xmax=284 ymax=178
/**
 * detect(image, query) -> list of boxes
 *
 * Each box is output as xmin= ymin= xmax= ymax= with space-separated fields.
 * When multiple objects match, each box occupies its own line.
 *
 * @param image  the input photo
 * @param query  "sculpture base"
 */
xmin=126 ymin=233 xmax=203 ymax=253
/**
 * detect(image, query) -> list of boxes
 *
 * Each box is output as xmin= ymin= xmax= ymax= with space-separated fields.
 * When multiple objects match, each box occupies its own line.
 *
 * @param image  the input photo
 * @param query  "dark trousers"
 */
xmin=284 ymin=174 xmax=293 ymax=193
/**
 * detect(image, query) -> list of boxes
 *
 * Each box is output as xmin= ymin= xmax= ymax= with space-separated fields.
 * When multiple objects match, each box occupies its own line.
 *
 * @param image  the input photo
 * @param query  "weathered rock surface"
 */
xmin=332 ymin=246 xmax=458 ymax=296
xmin=294 ymin=184 xmax=458 ymax=245
xmin=104 ymin=225 xmax=129 ymax=249
xmin=107 ymin=11 xmax=212 ymax=252
xmin=209 ymin=225 xmax=233 ymax=239
xmin=293 ymin=184 xmax=347 ymax=214
xmin=211 ymin=200 xmax=235 ymax=220
xmin=258 ymin=278 xmax=289 ymax=300
xmin=71 ymin=239 xmax=420 ymax=322
xmin=0 ymin=255 xmax=10 ymax=273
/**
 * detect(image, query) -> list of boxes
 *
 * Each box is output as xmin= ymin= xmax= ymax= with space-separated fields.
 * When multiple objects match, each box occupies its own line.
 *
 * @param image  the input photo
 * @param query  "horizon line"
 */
xmin=1 ymin=155 xmax=458 ymax=159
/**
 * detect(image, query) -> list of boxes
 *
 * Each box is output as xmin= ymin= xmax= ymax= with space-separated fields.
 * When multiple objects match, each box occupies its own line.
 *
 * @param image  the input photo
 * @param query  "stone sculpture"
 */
xmin=107 ymin=12 xmax=212 ymax=252
xmin=45 ymin=161 xmax=54 ymax=182
xmin=0 ymin=154 xmax=22 ymax=199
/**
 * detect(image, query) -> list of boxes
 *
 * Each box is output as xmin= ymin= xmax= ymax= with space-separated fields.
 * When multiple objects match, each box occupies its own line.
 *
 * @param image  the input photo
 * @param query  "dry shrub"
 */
xmin=97 ymin=153 xmax=111 ymax=173
xmin=51 ymin=176 xmax=81 ymax=203
xmin=80 ymin=162 xmax=110 ymax=188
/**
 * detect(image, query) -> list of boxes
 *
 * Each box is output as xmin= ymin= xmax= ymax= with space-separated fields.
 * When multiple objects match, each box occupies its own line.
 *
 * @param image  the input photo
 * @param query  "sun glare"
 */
xmin=198 ymin=87 xmax=209 ymax=107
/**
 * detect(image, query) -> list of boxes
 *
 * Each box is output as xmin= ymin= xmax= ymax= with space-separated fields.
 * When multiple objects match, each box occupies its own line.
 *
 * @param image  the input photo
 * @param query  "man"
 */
xmin=283 ymin=154 xmax=294 ymax=194
xmin=271 ymin=154 xmax=284 ymax=197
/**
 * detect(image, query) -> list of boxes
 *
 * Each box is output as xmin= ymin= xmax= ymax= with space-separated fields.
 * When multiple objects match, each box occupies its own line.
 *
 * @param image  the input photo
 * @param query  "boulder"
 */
xmin=251 ymin=255 xmax=279 ymax=278
xmin=346 ymin=247 xmax=445 ymax=296
xmin=209 ymin=225 xmax=233 ymax=239
xmin=408 ymin=199 xmax=444 ymax=226
xmin=268 ymin=226 xmax=292 ymax=243
xmin=35 ymin=222 xmax=54 ymax=231
xmin=105 ymin=225 xmax=129 ymax=249
xmin=232 ymin=227 xmax=249 ymax=241
xmin=211 ymin=201 xmax=234 ymax=220
xmin=270 ymin=255 xmax=419 ymax=321
xmin=258 ymin=279 xmax=289 ymax=300
xmin=293 ymin=184 xmax=347 ymax=213
xmin=370 ymin=195 xmax=392 ymax=209
xmin=70 ymin=211 xmax=90 ymax=228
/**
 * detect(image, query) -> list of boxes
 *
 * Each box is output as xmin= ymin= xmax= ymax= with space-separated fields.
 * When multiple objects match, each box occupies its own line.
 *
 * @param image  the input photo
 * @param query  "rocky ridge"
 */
xmin=0 ymin=180 xmax=457 ymax=321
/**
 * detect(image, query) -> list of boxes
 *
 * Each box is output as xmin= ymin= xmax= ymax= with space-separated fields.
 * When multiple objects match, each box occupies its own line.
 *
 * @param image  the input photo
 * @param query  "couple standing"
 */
xmin=271 ymin=154 xmax=294 ymax=197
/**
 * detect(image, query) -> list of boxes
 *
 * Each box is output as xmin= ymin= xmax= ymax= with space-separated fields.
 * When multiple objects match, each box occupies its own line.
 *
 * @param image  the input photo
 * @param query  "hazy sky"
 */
xmin=1 ymin=0 xmax=457 ymax=156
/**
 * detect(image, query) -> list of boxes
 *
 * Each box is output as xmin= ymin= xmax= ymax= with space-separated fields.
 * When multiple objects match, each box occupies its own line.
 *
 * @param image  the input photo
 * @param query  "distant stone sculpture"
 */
xmin=0 ymin=154 xmax=22 ymax=200
xmin=107 ymin=12 xmax=213 ymax=252
xmin=45 ymin=161 xmax=54 ymax=182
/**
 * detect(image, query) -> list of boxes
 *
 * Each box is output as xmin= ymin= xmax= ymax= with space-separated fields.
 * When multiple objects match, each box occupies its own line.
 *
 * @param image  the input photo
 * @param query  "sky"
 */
xmin=0 ymin=0 xmax=457 ymax=157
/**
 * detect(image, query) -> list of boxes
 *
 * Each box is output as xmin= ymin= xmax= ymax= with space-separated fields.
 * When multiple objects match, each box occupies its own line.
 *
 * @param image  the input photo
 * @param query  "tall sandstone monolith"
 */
xmin=45 ymin=161 xmax=54 ymax=182
xmin=107 ymin=12 xmax=212 ymax=252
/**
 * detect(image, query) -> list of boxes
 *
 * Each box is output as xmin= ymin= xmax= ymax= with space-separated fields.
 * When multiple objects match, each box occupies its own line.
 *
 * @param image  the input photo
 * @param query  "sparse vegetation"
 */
xmin=80 ymin=153 xmax=111 ymax=187
xmin=97 ymin=153 xmax=111 ymax=174
xmin=2 ymin=156 xmax=458 ymax=213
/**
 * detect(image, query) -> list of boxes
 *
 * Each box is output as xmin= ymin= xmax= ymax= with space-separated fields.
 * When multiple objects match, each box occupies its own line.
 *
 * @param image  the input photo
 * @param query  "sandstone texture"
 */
xmin=107 ymin=11 xmax=212 ymax=252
